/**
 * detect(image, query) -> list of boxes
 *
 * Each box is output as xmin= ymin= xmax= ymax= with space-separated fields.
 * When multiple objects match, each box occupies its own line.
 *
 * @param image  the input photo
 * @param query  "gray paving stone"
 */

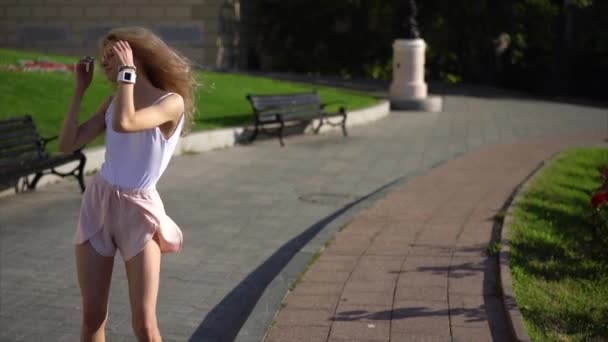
xmin=1 ymin=91 xmax=605 ymax=342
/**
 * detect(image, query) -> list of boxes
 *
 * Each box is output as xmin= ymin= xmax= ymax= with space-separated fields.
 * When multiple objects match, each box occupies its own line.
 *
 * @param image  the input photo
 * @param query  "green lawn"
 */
xmin=0 ymin=48 xmax=378 ymax=152
xmin=510 ymin=148 xmax=608 ymax=341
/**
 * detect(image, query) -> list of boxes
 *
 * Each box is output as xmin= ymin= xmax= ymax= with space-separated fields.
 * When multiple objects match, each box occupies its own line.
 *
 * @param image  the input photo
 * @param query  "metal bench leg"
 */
xmin=278 ymin=118 xmax=285 ymax=147
xmin=76 ymin=155 xmax=86 ymax=193
xmin=340 ymin=107 xmax=348 ymax=137
xmin=249 ymin=123 xmax=259 ymax=143
xmin=314 ymin=117 xmax=324 ymax=134
xmin=14 ymin=177 xmax=28 ymax=193
xmin=28 ymin=172 xmax=43 ymax=190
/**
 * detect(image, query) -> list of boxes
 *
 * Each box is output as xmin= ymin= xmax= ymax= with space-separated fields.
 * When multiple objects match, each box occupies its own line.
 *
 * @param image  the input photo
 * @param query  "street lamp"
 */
xmin=389 ymin=0 xmax=442 ymax=112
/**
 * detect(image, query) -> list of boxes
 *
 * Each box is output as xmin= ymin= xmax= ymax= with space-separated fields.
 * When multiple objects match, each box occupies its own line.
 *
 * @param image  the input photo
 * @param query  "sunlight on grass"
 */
xmin=0 ymin=48 xmax=378 ymax=153
xmin=511 ymin=148 xmax=608 ymax=341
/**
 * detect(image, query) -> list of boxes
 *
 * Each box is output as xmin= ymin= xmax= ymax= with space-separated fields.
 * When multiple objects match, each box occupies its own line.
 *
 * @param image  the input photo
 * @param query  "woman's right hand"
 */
xmin=75 ymin=56 xmax=95 ymax=93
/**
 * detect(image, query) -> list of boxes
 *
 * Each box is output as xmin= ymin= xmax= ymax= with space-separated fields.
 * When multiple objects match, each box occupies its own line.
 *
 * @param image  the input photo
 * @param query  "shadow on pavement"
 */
xmin=189 ymin=177 xmax=404 ymax=342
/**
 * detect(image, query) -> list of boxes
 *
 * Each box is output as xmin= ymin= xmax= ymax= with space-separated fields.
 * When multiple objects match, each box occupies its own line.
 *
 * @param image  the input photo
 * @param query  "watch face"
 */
xmin=117 ymin=70 xmax=135 ymax=83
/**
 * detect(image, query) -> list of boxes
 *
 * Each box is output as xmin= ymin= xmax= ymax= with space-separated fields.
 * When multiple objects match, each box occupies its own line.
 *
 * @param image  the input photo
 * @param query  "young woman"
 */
xmin=58 ymin=27 xmax=197 ymax=342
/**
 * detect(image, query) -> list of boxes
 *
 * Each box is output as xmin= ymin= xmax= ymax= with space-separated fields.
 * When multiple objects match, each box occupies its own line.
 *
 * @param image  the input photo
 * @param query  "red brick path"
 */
xmin=264 ymin=135 xmax=602 ymax=342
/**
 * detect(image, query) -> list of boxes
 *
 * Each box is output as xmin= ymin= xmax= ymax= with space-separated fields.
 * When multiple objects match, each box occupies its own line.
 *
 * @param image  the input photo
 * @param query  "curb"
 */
xmin=390 ymin=95 xmax=443 ymax=112
xmin=499 ymin=158 xmax=554 ymax=342
xmin=0 ymin=100 xmax=389 ymax=198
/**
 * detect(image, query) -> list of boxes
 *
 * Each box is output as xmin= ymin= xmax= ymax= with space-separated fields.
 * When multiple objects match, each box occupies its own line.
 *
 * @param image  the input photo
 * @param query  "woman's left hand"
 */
xmin=111 ymin=40 xmax=134 ymax=68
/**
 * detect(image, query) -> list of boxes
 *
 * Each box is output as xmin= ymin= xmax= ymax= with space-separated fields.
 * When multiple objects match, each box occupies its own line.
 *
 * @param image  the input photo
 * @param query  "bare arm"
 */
xmin=58 ymin=56 xmax=110 ymax=154
xmin=111 ymin=40 xmax=183 ymax=133
xmin=58 ymin=93 xmax=111 ymax=154
xmin=112 ymin=83 xmax=183 ymax=133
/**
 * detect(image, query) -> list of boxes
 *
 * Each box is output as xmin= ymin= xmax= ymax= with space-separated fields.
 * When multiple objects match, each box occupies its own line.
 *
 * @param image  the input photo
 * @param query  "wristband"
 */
xmin=117 ymin=69 xmax=136 ymax=84
xmin=119 ymin=65 xmax=137 ymax=72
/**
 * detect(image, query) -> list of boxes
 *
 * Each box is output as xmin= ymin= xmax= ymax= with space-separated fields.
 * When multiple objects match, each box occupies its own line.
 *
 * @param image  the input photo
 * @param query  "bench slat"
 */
xmin=0 ymin=117 xmax=37 ymax=131
xmin=0 ymin=146 xmax=42 ymax=161
xmin=0 ymin=122 xmax=37 ymax=132
xmin=0 ymin=129 xmax=41 ymax=142
xmin=258 ymin=105 xmax=320 ymax=117
xmin=280 ymin=107 xmax=321 ymax=118
xmin=250 ymin=94 xmax=321 ymax=110
xmin=0 ymin=116 xmax=34 ymax=125
xmin=251 ymin=98 xmax=320 ymax=109
xmin=0 ymin=151 xmax=41 ymax=163
xmin=0 ymin=153 xmax=82 ymax=176
xmin=1 ymin=136 xmax=41 ymax=151
xmin=0 ymin=155 xmax=41 ymax=174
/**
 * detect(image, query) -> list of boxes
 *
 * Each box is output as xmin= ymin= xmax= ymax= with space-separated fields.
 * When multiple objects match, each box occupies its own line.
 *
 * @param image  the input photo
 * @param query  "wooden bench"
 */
xmin=0 ymin=115 xmax=86 ymax=193
xmin=246 ymin=91 xmax=348 ymax=146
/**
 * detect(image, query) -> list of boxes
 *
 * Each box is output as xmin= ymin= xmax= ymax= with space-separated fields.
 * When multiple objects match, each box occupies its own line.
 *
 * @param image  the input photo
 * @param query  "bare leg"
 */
xmin=75 ymin=241 xmax=114 ymax=342
xmin=125 ymin=239 xmax=162 ymax=342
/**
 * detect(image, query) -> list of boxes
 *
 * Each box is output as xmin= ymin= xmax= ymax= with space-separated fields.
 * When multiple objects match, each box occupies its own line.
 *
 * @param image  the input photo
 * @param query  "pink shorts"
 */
xmin=73 ymin=174 xmax=183 ymax=261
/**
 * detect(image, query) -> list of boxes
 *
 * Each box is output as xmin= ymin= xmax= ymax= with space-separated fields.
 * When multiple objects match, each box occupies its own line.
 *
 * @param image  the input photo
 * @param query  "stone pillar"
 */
xmin=389 ymin=38 xmax=442 ymax=112
xmin=389 ymin=0 xmax=442 ymax=112
xmin=390 ymin=39 xmax=427 ymax=99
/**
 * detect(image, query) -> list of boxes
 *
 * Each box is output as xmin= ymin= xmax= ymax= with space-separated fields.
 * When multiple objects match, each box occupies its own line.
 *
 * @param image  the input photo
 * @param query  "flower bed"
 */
xmin=590 ymin=167 xmax=608 ymax=248
xmin=0 ymin=59 xmax=76 ymax=72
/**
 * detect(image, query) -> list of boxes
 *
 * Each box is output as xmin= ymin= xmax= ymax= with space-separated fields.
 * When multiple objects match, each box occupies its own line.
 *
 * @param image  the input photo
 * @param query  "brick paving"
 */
xmin=264 ymin=135 xmax=603 ymax=342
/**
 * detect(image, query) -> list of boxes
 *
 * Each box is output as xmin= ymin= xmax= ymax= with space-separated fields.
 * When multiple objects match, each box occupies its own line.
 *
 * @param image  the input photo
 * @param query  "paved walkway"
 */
xmin=0 ymin=89 xmax=606 ymax=341
xmin=263 ymin=135 xmax=602 ymax=342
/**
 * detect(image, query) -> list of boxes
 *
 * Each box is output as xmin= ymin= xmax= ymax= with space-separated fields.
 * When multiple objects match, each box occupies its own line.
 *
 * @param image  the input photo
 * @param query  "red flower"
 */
xmin=15 ymin=59 xmax=75 ymax=73
xmin=592 ymin=191 xmax=608 ymax=208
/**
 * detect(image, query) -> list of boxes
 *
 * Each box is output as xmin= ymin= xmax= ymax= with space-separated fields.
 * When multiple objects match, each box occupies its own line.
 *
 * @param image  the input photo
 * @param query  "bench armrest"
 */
xmin=42 ymin=135 xmax=86 ymax=153
xmin=41 ymin=135 xmax=58 ymax=148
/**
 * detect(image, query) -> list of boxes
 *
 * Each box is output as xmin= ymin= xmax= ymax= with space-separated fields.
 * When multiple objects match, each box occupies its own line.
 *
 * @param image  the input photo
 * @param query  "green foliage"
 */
xmin=250 ymin=0 xmax=395 ymax=80
xmin=249 ymin=0 xmax=607 ymax=99
xmin=571 ymin=0 xmax=594 ymax=9
xmin=487 ymin=241 xmax=502 ymax=257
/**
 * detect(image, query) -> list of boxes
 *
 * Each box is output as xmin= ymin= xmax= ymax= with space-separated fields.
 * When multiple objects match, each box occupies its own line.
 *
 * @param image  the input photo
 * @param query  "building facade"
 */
xmin=1 ymin=0 xmax=253 ymax=69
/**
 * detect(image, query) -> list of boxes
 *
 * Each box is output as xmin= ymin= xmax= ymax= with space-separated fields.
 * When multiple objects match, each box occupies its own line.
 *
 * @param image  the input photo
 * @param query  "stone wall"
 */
xmin=0 ymin=0 xmax=251 ymax=69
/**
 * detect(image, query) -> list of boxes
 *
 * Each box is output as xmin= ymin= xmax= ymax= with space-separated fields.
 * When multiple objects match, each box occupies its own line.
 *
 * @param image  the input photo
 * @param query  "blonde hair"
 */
xmin=100 ymin=26 xmax=198 ymax=135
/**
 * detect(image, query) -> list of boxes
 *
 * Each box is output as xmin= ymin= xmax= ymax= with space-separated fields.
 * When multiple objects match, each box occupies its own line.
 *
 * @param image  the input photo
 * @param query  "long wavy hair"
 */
xmin=99 ymin=27 xmax=198 ymax=135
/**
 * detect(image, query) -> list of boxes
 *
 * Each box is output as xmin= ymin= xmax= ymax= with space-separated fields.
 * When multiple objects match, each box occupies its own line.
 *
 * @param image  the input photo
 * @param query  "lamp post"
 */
xmin=389 ymin=0 xmax=442 ymax=112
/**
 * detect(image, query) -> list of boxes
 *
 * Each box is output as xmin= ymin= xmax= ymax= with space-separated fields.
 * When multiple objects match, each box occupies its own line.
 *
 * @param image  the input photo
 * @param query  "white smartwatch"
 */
xmin=117 ymin=69 xmax=136 ymax=84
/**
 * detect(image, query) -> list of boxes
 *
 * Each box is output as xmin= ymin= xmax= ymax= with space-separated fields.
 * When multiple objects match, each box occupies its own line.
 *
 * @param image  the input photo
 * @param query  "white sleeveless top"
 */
xmin=99 ymin=92 xmax=185 ymax=189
